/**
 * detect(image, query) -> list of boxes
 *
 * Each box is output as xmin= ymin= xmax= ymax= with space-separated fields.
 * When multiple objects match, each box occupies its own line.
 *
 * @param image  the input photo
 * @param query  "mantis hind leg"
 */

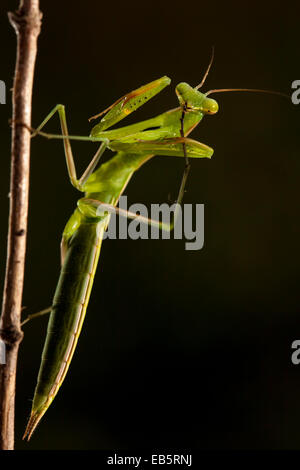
xmin=78 ymin=162 xmax=190 ymax=234
xmin=21 ymin=307 xmax=52 ymax=327
xmin=21 ymin=224 xmax=75 ymax=327
xmin=21 ymin=216 xmax=78 ymax=327
xmin=21 ymin=219 xmax=76 ymax=328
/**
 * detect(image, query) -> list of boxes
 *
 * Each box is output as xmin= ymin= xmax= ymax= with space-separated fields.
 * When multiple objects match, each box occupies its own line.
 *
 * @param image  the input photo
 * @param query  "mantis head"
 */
xmin=176 ymin=47 xmax=288 ymax=118
xmin=175 ymin=82 xmax=219 ymax=115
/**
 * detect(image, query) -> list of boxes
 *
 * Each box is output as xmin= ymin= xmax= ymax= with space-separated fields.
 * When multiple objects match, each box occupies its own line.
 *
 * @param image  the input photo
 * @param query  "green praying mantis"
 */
xmin=22 ymin=52 xmax=288 ymax=440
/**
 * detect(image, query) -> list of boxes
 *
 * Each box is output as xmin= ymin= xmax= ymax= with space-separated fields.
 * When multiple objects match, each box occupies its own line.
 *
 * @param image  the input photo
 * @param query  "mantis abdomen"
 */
xmin=24 ymin=218 xmax=107 ymax=438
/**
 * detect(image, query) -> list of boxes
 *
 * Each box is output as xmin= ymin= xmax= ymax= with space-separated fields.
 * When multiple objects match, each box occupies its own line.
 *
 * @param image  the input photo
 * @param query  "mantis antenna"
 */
xmin=195 ymin=47 xmax=215 ymax=90
xmin=194 ymin=48 xmax=289 ymax=100
xmin=205 ymin=88 xmax=289 ymax=99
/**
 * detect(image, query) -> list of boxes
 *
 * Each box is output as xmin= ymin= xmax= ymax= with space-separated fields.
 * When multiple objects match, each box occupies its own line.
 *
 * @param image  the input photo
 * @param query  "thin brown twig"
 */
xmin=0 ymin=0 xmax=42 ymax=450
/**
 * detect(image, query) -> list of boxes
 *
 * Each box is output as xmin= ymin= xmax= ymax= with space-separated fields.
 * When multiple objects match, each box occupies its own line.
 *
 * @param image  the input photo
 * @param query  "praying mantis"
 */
xmin=22 ymin=53 xmax=288 ymax=440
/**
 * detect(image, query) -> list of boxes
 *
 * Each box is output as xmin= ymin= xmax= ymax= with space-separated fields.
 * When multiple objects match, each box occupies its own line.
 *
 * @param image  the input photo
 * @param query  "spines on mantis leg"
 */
xmin=90 ymin=76 xmax=171 ymax=132
xmin=23 ymin=216 xmax=108 ymax=440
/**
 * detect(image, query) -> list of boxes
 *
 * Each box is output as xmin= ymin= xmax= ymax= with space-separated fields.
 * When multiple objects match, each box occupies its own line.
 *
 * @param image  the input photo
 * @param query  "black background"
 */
xmin=0 ymin=0 xmax=300 ymax=450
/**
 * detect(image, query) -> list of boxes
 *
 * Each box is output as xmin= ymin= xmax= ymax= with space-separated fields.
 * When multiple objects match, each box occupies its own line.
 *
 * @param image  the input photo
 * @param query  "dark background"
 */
xmin=0 ymin=0 xmax=299 ymax=450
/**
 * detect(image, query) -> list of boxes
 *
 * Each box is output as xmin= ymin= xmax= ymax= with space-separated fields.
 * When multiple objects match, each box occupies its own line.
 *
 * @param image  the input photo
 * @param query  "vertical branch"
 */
xmin=0 ymin=0 xmax=42 ymax=450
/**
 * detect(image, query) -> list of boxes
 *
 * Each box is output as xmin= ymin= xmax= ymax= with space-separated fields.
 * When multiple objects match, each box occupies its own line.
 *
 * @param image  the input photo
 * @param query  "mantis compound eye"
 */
xmin=201 ymin=98 xmax=219 ymax=115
